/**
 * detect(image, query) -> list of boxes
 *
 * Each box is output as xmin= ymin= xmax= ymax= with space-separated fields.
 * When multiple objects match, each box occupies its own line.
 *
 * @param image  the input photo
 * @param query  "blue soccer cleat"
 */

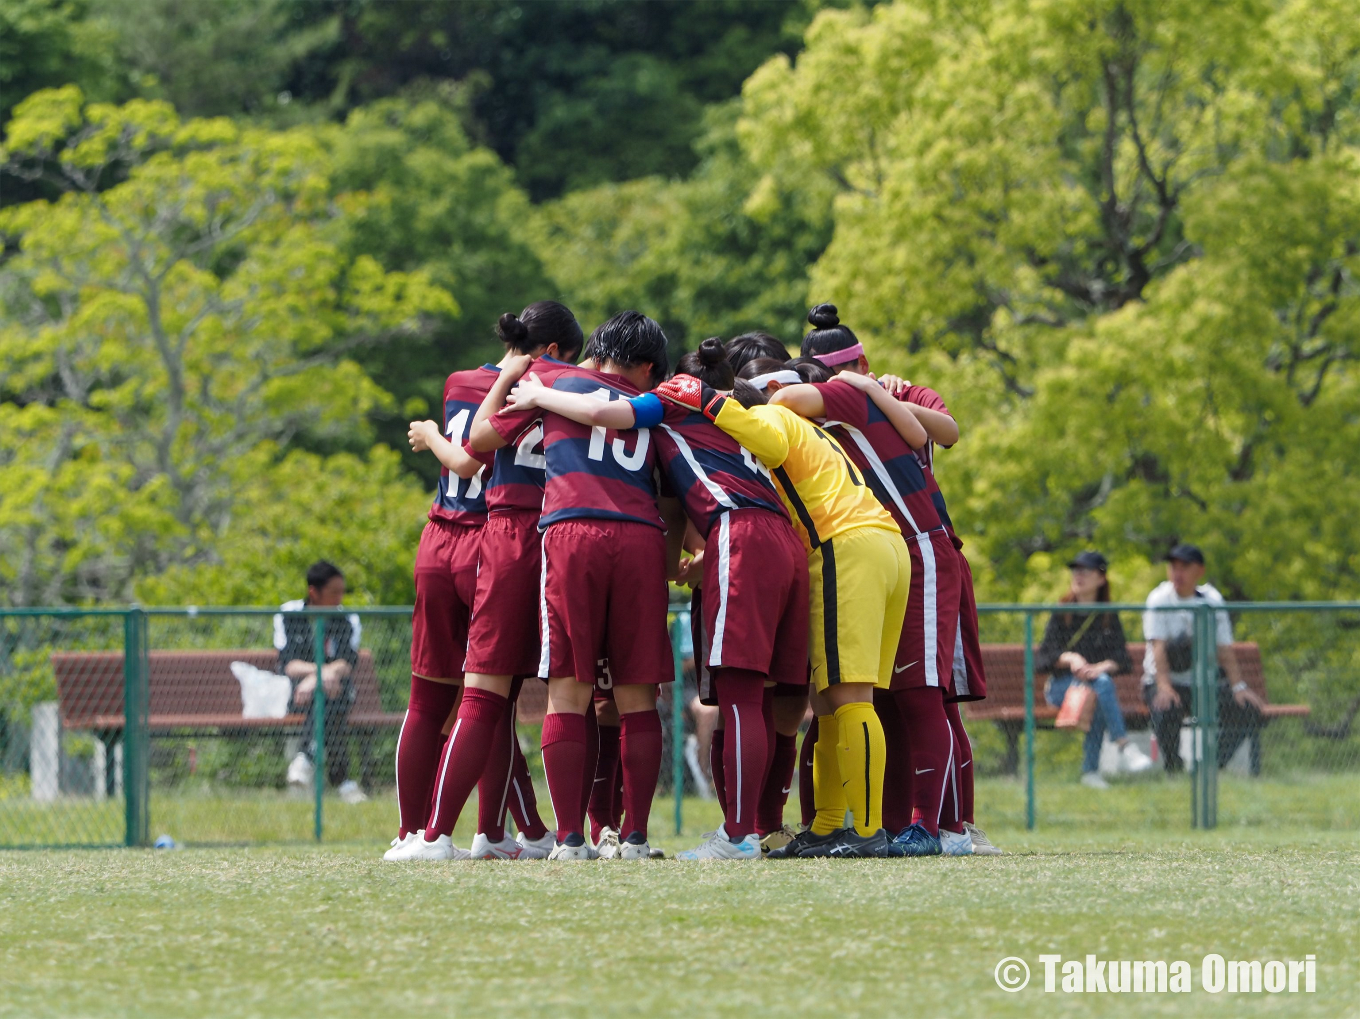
xmin=887 ymin=822 xmax=942 ymax=857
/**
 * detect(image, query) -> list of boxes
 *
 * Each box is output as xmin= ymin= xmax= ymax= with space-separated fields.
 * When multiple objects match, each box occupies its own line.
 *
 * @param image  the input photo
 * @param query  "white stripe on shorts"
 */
xmin=916 ymin=532 xmax=939 ymax=687
xmin=952 ymin=615 xmax=969 ymax=696
xmin=708 ymin=512 xmax=731 ymax=667
xmin=537 ymin=533 xmax=551 ymax=679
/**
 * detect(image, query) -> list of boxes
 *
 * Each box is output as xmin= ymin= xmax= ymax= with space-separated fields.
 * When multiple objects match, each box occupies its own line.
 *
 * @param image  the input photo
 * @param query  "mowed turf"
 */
xmin=1 ymin=824 xmax=1356 ymax=1018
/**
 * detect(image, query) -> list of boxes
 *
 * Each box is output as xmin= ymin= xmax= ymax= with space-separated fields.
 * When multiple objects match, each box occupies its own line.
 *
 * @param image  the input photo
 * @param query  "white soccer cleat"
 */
xmin=392 ymin=832 xmax=472 ymax=861
xmin=1081 ymin=772 xmax=1110 ymax=790
xmin=515 ymin=831 xmax=556 ymax=860
xmin=594 ymin=826 xmax=622 ymax=860
xmin=617 ymin=836 xmax=653 ymax=860
xmin=286 ymin=752 xmax=314 ymax=787
xmin=676 ymin=825 xmax=761 ymax=861
xmin=963 ymin=822 xmax=1003 ymax=856
xmin=939 ymin=828 xmax=974 ymax=856
xmin=1121 ymin=743 xmax=1154 ymax=774
xmin=547 ymin=840 xmax=595 ymax=861
xmin=382 ymin=832 xmax=418 ymax=860
xmin=470 ymin=832 xmax=524 ymax=860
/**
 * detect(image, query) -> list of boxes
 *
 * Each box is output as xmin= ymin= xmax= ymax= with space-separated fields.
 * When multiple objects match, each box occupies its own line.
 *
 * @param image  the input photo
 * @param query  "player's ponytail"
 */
xmin=497 ymin=301 xmax=585 ymax=359
xmin=675 ymin=336 xmax=735 ymax=391
xmin=801 ymin=302 xmax=863 ymax=372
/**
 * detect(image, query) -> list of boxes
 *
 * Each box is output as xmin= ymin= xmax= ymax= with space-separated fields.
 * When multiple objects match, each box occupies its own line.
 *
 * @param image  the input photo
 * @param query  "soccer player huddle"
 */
xmin=385 ymin=300 xmax=1002 ymax=862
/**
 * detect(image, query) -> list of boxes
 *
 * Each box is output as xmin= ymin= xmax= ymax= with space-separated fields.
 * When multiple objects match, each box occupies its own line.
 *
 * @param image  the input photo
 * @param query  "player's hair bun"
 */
xmin=807 ymin=304 xmax=839 ymax=329
xmin=697 ymin=336 xmax=728 ymax=367
xmin=497 ymin=312 xmax=529 ymax=346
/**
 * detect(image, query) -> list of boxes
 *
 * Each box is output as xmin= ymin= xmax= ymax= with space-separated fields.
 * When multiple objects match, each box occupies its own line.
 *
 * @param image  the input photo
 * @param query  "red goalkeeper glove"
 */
xmin=653 ymin=374 xmax=727 ymax=422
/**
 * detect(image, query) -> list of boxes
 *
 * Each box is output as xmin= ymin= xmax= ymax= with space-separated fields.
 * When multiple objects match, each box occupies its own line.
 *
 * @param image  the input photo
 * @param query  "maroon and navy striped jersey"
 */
xmin=430 ymin=366 xmax=497 ymax=524
xmin=467 ymin=356 xmax=576 ymax=514
xmin=650 ymin=401 xmax=788 ymax=537
xmin=816 ymin=381 xmax=944 ymax=538
xmin=898 ymin=384 xmax=956 ymax=534
xmin=490 ymin=365 xmax=663 ymax=530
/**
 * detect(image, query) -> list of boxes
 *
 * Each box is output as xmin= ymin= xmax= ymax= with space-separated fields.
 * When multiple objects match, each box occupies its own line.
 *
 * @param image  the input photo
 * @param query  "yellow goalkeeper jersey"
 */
xmin=711 ymin=401 xmax=897 ymax=555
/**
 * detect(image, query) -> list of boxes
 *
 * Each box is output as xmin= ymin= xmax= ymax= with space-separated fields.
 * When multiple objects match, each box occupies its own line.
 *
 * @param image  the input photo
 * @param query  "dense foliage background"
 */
xmin=2 ymin=0 xmax=1357 ymax=607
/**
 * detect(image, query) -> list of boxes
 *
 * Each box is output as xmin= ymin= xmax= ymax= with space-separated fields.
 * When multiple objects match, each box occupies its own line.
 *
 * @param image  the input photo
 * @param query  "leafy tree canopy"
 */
xmin=738 ymin=0 xmax=1360 ymax=600
xmin=0 ymin=88 xmax=451 ymax=605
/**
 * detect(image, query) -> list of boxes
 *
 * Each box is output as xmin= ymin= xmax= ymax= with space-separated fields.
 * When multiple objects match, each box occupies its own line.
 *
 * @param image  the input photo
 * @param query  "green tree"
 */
xmin=535 ymin=102 xmax=832 ymax=351
xmin=0 ymin=87 xmax=452 ymax=605
xmin=323 ymin=92 xmax=554 ymax=481
xmin=739 ymin=0 xmax=1360 ymax=600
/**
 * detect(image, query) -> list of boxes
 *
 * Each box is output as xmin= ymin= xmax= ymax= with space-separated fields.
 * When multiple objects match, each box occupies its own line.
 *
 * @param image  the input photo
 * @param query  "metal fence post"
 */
xmin=122 ymin=608 xmax=149 ymax=847
xmin=1023 ymin=611 xmax=1036 ymax=831
xmin=670 ymin=612 xmax=686 ymax=837
xmin=312 ymin=615 xmax=326 ymax=843
xmin=1199 ymin=604 xmax=1219 ymax=829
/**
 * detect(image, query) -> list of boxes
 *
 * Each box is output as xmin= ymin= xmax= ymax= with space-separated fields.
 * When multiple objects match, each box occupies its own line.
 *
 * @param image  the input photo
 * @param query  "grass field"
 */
xmin=2 ymin=788 xmax=1358 ymax=1018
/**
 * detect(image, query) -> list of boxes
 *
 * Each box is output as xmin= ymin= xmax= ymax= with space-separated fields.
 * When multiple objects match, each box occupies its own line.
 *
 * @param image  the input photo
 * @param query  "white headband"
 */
xmin=747 ymin=369 xmax=803 ymax=389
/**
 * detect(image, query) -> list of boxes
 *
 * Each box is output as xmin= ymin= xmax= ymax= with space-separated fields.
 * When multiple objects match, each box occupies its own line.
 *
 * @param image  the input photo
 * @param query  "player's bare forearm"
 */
xmin=905 ymin=402 xmax=959 ymax=447
xmin=769 ymin=383 xmax=825 ymax=419
xmin=854 ymin=376 xmax=928 ymax=448
xmin=1219 ymin=644 xmax=1243 ymax=687
xmin=412 ymin=422 xmax=484 ymax=479
xmin=515 ymin=384 xmax=636 ymax=429
xmin=468 ymin=361 xmax=526 ymax=451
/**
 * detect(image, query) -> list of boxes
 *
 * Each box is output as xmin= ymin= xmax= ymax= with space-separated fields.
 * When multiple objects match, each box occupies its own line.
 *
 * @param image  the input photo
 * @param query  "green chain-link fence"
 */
xmin=969 ymin=602 xmax=1360 ymax=832
xmin=1 ymin=602 xmax=1357 ymax=847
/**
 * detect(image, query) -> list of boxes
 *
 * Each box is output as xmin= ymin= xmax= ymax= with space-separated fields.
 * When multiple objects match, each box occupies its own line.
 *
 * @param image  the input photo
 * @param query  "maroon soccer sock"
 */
xmin=757 ymin=732 xmax=798 ymax=835
xmin=875 ymin=689 xmax=913 ymax=833
xmin=710 ymin=727 xmax=728 ymax=817
xmin=611 ymin=753 xmax=624 ymax=829
xmin=895 ymin=686 xmax=953 ymax=837
xmin=424 ymin=687 xmax=507 ymax=840
xmin=542 ymin=710 xmax=589 ymax=842
xmin=798 ymin=716 xmax=818 ymax=828
xmin=476 ymin=684 xmax=524 ymax=842
xmin=588 ymin=724 xmax=621 ymax=841
xmin=619 ymin=708 xmax=663 ymax=841
xmin=944 ymin=698 xmax=974 ymax=825
xmin=579 ymin=705 xmax=600 ymax=836
xmin=715 ymin=670 xmax=769 ymax=840
xmin=396 ymin=677 xmax=461 ymax=837
xmin=506 ymin=734 xmax=548 ymax=841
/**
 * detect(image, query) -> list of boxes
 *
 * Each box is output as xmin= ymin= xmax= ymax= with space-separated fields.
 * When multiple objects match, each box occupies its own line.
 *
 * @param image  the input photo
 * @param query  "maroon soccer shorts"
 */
xmin=538 ymin=519 xmax=672 ymax=685
xmin=694 ymin=509 xmax=809 ymax=704
xmin=948 ymin=549 xmax=989 ymax=702
xmin=463 ymin=510 xmax=543 ymax=677
xmin=891 ymin=529 xmax=962 ymax=693
xmin=411 ymin=518 xmax=482 ymax=682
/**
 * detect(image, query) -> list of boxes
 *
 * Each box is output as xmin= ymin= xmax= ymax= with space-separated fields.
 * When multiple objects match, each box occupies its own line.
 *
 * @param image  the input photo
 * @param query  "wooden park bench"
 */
xmin=962 ymin=641 xmax=1310 ymax=774
xmin=51 ymin=650 xmax=405 ymax=790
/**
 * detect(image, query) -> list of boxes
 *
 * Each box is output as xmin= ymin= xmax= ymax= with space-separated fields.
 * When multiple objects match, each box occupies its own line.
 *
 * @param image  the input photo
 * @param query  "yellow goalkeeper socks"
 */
xmin=834 ymin=701 xmax=886 ymax=836
xmin=810 ymin=713 xmax=848 ymax=835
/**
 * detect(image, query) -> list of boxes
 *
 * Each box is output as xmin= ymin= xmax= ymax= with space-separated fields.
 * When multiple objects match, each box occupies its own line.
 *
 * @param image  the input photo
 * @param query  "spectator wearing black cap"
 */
xmin=1037 ymin=552 xmax=1152 ymax=787
xmin=1143 ymin=544 xmax=1263 ymax=773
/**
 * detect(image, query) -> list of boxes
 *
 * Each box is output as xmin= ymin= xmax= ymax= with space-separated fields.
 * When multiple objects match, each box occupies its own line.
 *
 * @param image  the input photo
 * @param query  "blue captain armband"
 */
xmin=628 ymin=392 xmax=666 ymax=428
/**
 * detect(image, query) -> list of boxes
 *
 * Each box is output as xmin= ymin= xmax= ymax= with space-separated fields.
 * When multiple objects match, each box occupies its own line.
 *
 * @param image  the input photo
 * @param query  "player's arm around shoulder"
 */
xmin=712 ymin=400 xmax=792 ymax=468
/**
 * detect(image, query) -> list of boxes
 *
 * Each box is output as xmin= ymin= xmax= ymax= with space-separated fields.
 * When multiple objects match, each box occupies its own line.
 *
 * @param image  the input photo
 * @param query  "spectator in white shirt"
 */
xmin=1143 ymin=544 xmax=1263 ymax=773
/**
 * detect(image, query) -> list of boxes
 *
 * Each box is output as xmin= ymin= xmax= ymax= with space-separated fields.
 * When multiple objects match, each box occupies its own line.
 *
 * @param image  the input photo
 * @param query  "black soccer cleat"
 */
xmin=765 ymin=828 xmax=818 ymax=859
xmin=796 ymin=826 xmax=892 ymax=859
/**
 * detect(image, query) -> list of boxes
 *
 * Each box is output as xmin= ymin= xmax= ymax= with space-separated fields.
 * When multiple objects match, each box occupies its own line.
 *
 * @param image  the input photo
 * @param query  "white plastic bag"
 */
xmin=230 ymin=661 xmax=293 ymax=719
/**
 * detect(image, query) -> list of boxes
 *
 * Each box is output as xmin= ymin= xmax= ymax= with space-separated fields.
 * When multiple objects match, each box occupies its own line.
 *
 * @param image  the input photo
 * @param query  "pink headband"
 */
xmin=813 ymin=343 xmax=864 ymax=367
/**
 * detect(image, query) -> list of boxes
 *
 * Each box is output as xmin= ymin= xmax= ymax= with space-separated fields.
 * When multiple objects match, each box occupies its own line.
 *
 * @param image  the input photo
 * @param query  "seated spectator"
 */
xmin=1143 ymin=544 xmax=1264 ymax=773
xmin=275 ymin=560 xmax=361 ymax=794
xmin=1038 ymin=551 xmax=1153 ymax=788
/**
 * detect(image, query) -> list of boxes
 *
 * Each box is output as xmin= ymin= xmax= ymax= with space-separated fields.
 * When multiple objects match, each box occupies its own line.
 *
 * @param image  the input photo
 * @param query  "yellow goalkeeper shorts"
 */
xmin=808 ymin=524 xmax=911 ymax=691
